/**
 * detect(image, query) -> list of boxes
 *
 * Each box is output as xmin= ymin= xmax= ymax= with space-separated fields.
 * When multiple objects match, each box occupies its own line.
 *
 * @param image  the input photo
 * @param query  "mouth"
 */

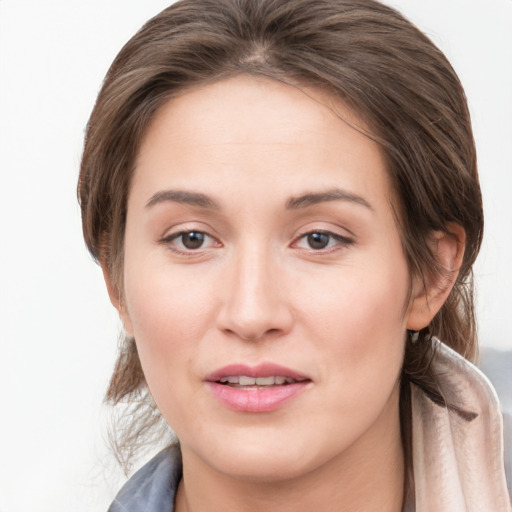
xmin=205 ymin=364 xmax=311 ymax=413
xmin=217 ymin=375 xmax=307 ymax=388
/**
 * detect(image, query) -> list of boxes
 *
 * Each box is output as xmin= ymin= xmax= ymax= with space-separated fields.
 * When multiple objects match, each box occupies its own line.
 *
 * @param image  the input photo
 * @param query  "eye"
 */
xmin=306 ymin=232 xmax=331 ymax=250
xmin=160 ymin=230 xmax=219 ymax=253
xmin=294 ymin=230 xmax=353 ymax=251
xmin=178 ymin=231 xmax=207 ymax=249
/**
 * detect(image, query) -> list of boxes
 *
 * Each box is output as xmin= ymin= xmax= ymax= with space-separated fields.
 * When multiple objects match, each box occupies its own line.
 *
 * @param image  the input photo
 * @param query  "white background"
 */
xmin=0 ymin=1 xmax=511 ymax=510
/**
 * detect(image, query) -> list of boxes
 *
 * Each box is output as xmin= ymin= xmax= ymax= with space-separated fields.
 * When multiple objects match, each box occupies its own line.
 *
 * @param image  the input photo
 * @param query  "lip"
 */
xmin=205 ymin=363 xmax=310 ymax=382
xmin=205 ymin=363 xmax=311 ymax=413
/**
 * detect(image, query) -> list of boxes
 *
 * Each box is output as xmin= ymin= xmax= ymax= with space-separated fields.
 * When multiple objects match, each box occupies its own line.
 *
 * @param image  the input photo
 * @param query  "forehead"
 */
xmin=132 ymin=75 xmax=394 ymax=212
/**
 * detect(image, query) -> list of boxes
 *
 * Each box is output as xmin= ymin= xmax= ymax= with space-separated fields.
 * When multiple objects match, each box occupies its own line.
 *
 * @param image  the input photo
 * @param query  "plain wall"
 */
xmin=0 ymin=1 xmax=511 ymax=510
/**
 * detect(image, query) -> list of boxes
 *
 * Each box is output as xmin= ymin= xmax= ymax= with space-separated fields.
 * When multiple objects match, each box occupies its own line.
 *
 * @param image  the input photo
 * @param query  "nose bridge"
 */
xmin=219 ymin=240 xmax=291 ymax=340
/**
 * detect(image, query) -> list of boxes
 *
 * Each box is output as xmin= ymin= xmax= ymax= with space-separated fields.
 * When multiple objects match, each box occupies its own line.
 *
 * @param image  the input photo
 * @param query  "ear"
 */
xmin=100 ymin=260 xmax=135 ymax=337
xmin=406 ymin=223 xmax=466 ymax=331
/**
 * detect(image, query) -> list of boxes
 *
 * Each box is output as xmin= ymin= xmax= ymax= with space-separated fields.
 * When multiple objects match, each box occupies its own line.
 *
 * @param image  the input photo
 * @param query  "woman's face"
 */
xmin=119 ymin=75 xmax=416 ymax=481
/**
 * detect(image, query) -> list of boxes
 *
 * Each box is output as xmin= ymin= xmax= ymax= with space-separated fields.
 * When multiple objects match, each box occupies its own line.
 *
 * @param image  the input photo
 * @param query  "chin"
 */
xmin=189 ymin=428 xmax=335 ymax=483
xmin=215 ymin=451 xmax=314 ymax=483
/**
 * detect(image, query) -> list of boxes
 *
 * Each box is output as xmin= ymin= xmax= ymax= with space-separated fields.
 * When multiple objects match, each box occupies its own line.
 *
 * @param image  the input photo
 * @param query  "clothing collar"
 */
xmin=108 ymin=444 xmax=181 ymax=512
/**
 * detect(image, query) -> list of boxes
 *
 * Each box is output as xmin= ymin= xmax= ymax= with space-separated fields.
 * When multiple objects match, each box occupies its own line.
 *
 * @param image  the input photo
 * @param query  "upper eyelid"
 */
xmin=290 ymin=230 xmax=355 ymax=253
xmin=290 ymin=216 xmax=357 ymax=237
xmin=159 ymin=231 xmax=221 ymax=256
xmin=160 ymin=222 xmax=219 ymax=240
xmin=293 ymin=228 xmax=354 ymax=242
xmin=160 ymin=229 xmax=216 ymax=244
xmin=163 ymin=229 xmax=215 ymax=240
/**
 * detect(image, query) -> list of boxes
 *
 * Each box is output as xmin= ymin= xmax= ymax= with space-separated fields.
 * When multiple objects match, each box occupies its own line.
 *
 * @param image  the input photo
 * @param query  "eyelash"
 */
xmin=293 ymin=230 xmax=354 ymax=253
xmin=159 ymin=229 xmax=353 ymax=255
xmin=159 ymin=230 xmax=220 ymax=254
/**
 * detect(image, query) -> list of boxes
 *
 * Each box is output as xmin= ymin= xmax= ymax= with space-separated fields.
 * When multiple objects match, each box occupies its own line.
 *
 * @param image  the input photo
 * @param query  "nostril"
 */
xmin=229 ymin=327 xmax=284 ymax=342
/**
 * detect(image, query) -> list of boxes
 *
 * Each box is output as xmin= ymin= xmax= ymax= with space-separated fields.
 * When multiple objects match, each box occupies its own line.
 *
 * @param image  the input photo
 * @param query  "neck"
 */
xmin=176 ymin=390 xmax=404 ymax=512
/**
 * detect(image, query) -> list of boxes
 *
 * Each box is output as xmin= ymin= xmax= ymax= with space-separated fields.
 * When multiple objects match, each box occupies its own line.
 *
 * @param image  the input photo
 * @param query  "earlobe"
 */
xmin=100 ymin=261 xmax=135 ymax=337
xmin=406 ymin=223 xmax=466 ymax=331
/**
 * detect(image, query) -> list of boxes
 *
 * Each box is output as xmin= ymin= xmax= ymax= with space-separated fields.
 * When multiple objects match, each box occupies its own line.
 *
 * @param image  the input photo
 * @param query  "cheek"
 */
xmin=304 ymin=268 xmax=408 ymax=435
xmin=124 ymin=244 xmax=214 ymax=331
xmin=122 ymin=258 xmax=215 ymax=394
xmin=122 ymin=265 xmax=219 ymax=433
xmin=298 ymin=258 xmax=410 ymax=384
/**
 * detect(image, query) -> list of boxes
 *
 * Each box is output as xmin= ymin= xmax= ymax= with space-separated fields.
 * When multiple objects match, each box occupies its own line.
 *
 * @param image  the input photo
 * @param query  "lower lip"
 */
xmin=206 ymin=382 xmax=309 ymax=413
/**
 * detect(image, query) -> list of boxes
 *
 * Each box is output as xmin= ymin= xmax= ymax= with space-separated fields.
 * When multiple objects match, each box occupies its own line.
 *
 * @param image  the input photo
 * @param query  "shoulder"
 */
xmin=108 ymin=444 xmax=182 ymax=512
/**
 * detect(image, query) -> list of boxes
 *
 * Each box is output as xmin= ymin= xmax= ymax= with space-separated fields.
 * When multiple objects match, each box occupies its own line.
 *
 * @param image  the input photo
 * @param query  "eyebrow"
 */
xmin=285 ymin=188 xmax=374 ymax=211
xmin=146 ymin=190 xmax=220 ymax=210
xmin=145 ymin=187 xmax=374 ymax=212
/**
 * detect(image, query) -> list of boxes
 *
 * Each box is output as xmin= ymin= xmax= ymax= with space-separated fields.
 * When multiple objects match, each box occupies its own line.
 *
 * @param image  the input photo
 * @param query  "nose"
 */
xmin=216 ymin=244 xmax=293 ymax=341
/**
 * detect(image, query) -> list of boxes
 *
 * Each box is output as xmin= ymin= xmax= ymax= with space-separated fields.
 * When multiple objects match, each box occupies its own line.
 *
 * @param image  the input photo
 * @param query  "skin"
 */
xmin=105 ymin=75 xmax=464 ymax=512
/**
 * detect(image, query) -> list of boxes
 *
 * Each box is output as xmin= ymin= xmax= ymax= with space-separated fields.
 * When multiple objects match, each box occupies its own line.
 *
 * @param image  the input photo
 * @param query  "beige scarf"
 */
xmin=411 ymin=340 xmax=511 ymax=511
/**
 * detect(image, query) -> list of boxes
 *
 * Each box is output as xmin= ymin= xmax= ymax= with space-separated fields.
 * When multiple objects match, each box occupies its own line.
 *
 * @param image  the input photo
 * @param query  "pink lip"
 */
xmin=205 ymin=363 xmax=309 ymax=382
xmin=205 ymin=363 xmax=311 ymax=413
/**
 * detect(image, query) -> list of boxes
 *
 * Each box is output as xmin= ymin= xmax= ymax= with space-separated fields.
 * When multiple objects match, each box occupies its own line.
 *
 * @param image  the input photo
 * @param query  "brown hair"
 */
xmin=78 ymin=0 xmax=483 ymax=474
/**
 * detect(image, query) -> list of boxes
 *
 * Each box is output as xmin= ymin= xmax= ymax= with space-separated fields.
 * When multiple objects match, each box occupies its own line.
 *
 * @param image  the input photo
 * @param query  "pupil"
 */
xmin=182 ymin=232 xmax=204 ymax=249
xmin=308 ymin=232 xmax=329 ymax=249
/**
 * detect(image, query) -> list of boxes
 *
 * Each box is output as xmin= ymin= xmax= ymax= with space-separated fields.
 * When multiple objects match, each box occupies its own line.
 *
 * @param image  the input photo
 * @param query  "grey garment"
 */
xmin=108 ymin=444 xmax=182 ymax=512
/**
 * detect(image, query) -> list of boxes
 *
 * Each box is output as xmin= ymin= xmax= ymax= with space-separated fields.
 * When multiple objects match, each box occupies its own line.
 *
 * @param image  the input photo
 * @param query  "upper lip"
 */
xmin=205 ymin=363 xmax=311 ymax=382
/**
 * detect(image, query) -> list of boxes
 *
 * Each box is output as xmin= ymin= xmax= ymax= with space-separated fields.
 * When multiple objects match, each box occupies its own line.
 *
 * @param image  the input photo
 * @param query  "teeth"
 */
xmin=239 ymin=376 xmax=256 ymax=386
xmin=218 ymin=375 xmax=296 ymax=386
xmin=255 ymin=376 xmax=274 ymax=385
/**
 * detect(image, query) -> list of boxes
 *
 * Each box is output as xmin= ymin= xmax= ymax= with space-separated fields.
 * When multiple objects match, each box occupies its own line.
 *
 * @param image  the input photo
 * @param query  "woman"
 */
xmin=78 ymin=0 xmax=511 ymax=510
